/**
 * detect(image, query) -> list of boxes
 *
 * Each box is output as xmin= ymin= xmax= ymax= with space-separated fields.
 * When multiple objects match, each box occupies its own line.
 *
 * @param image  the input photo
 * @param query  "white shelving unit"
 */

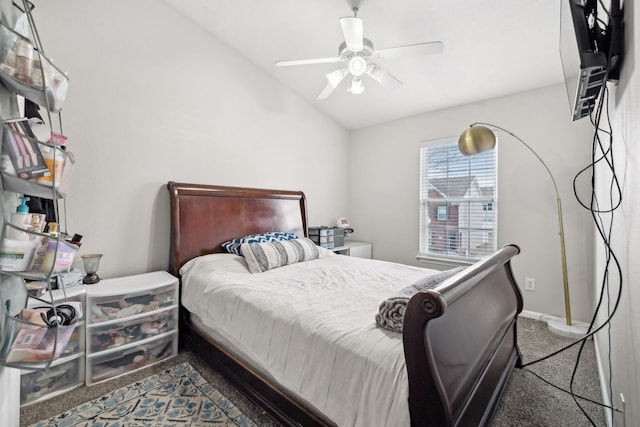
xmin=0 ymin=0 xmax=75 ymax=420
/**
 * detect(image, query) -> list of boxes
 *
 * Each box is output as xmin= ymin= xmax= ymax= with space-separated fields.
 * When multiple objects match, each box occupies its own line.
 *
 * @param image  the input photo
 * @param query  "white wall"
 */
xmin=33 ymin=0 xmax=349 ymax=278
xmin=349 ymin=84 xmax=596 ymax=322
xmin=594 ymin=0 xmax=640 ymax=424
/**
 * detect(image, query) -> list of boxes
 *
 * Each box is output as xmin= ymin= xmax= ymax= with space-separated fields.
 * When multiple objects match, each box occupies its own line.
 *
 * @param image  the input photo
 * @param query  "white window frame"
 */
xmin=418 ymin=136 xmax=498 ymax=263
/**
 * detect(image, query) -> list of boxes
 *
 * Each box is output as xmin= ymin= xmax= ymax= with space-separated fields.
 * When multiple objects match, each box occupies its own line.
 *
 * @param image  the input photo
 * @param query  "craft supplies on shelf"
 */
xmin=1 ymin=119 xmax=75 ymax=199
xmin=0 ymin=22 xmax=69 ymax=113
xmin=0 ymin=0 xmax=77 ymax=386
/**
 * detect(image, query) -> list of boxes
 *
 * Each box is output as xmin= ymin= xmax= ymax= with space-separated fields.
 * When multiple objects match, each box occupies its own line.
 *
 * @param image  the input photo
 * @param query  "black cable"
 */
xmin=570 ymin=82 xmax=611 ymax=426
xmin=521 ymin=89 xmax=623 ymax=425
xmin=597 ymin=87 xmax=616 ymax=419
xmin=521 ymin=6 xmax=625 ymax=418
xmin=523 ymin=368 xmax=620 ymax=412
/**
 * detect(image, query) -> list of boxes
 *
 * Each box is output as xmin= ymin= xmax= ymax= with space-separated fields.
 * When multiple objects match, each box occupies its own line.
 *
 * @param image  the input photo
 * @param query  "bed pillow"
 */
xmin=240 ymin=237 xmax=322 ymax=273
xmin=179 ymin=253 xmax=251 ymax=276
xmin=222 ymin=232 xmax=299 ymax=256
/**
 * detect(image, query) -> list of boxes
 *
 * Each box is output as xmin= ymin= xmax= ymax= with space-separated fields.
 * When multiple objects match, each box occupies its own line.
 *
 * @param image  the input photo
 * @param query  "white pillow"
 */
xmin=240 ymin=237 xmax=323 ymax=273
xmin=179 ymin=253 xmax=250 ymax=276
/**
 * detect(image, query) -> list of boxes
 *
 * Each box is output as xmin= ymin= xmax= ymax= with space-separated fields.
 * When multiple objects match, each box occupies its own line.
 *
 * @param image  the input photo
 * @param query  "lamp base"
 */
xmin=546 ymin=317 xmax=590 ymax=339
xmin=83 ymin=273 xmax=100 ymax=285
xmin=520 ymin=311 xmax=590 ymax=339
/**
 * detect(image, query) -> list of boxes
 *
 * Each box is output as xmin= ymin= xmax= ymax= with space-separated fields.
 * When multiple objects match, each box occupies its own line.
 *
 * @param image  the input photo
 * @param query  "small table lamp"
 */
xmin=82 ymin=254 xmax=103 ymax=284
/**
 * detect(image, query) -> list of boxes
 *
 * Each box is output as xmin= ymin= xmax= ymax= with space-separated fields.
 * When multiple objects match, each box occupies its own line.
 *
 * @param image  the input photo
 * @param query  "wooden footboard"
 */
xmin=403 ymin=244 xmax=523 ymax=427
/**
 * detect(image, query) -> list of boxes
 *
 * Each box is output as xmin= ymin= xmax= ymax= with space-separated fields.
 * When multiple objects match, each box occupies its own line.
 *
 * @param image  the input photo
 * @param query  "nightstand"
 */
xmin=84 ymin=271 xmax=178 ymax=385
xmin=332 ymin=241 xmax=372 ymax=259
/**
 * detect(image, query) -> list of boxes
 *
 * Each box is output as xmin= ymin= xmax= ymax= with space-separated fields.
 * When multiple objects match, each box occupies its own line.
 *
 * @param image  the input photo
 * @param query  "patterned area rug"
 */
xmin=31 ymin=362 xmax=256 ymax=427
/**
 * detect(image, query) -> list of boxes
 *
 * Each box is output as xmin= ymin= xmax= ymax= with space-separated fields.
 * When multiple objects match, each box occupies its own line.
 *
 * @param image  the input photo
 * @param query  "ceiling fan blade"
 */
xmin=340 ymin=16 xmax=363 ymax=52
xmin=365 ymin=64 xmax=402 ymax=90
xmin=317 ymin=68 xmax=349 ymax=100
xmin=375 ymin=41 xmax=444 ymax=60
xmin=275 ymin=56 xmax=343 ymax=67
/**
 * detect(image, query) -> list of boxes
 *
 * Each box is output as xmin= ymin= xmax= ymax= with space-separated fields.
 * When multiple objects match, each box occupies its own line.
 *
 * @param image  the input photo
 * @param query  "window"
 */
xmin=419 ymin=136 xmax=497 ymax=261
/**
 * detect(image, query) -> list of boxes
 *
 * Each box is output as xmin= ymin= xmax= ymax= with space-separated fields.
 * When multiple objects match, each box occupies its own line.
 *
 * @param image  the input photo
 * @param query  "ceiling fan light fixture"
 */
xmin=348 ymin=56 xmax=367 ymax=76
xmin=348 ymin=77 xmax=365 ymax=95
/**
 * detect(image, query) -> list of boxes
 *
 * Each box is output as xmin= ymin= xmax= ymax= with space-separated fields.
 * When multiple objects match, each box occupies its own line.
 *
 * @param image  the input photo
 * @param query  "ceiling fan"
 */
xmin=275 ymin=1 xmax=444 ymax=100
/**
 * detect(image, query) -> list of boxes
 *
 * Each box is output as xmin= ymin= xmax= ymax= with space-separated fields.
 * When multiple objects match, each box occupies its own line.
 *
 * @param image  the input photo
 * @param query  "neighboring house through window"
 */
xmin=419 ymin=136 xmax=498 ymax=261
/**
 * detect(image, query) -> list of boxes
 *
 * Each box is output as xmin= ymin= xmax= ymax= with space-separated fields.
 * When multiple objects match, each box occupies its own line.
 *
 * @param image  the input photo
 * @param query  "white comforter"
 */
xmin=180 ymin=250 xmax=438 ymax=427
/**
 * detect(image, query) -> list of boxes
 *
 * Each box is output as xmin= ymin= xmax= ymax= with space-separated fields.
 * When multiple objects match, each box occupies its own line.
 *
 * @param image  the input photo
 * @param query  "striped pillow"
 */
xmin=240 ymin=237 xmax=321 ymax=273
xmin=222 ymin=232 xmax=299 ymax=256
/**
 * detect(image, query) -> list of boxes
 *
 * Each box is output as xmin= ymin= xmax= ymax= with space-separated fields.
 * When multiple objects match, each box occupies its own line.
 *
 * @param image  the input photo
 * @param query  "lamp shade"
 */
xmin=458 ymin=125 xmax=496 ymax=156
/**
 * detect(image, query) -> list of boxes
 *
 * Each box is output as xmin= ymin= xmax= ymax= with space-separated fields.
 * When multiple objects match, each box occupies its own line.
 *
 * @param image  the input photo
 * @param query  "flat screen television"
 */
xmin=559 ymin=0 xmax=623 ymax=121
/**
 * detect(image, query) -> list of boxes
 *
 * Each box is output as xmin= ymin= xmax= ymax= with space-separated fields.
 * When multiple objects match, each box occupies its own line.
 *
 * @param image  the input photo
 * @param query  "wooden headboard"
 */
xmin=167 ymin=182 xmax=308 ymax=276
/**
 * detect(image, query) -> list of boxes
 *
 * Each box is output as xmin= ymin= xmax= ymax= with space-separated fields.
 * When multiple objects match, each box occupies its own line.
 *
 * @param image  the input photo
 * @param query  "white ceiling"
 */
xmin=165 ymin=0 xmax=566 ymax=130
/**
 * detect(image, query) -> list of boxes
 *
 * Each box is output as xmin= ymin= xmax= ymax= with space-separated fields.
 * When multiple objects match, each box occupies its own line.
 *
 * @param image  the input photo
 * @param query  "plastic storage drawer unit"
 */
xmin=89 ymin=307 xmax=178 ymax=353
xmin=85 ymin=271 xmax=179 ymax=385
xmin=86 ymin=330 xmax=177 ymax=385
xmin=20 ymin=347 xmax=84 ymax=406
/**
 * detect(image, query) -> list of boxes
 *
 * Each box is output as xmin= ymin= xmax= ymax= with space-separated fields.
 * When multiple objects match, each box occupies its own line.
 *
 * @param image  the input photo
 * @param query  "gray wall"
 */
xmin=349 ymin=84 xmax=596 ymax=323
xmin=33 ymin=0 xmax=350 ymax=278
xmin=594 ymin=0 xmax=640 ymax=424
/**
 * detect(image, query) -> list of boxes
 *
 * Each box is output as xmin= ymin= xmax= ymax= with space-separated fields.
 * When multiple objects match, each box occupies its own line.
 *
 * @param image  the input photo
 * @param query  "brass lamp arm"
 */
xmin=468 ymin=122 xmax=571 ymax=325
xmin=471 ymin=122 xmax=561 ymax=199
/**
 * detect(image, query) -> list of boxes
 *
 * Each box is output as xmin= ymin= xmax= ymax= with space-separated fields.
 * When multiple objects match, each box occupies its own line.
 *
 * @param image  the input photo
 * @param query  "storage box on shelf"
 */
xmin=309 ymin=226 xmax=336 ymax=249
xmin=85 ymin=271 xmax=179 ymax=385
xmin=0 ymin=228 xmax=79 ymax=277
xmin=19 ymin=285 xmax=86 ymax=406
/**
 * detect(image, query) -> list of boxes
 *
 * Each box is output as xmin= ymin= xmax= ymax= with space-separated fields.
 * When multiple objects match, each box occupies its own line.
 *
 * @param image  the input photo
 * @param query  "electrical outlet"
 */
xmin=525 ymin=277 xmax=536 ymax=291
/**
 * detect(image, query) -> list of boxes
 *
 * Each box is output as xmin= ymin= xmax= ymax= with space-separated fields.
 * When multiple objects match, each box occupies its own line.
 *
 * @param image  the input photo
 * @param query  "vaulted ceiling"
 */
xmin=165 ymin=0 xmax=566 ymax=130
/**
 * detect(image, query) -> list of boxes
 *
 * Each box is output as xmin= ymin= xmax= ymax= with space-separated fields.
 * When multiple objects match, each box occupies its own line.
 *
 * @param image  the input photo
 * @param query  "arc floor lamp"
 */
xmin=458 ymin=122 xmax=572 ymax=326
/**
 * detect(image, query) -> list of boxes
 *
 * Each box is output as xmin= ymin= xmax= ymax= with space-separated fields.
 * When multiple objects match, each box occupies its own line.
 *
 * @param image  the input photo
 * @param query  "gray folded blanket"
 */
xmin=375 ymin=266 xmax=465 ymax=333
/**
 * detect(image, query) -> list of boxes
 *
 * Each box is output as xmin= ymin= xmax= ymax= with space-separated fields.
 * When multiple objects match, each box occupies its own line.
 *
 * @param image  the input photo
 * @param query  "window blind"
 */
xmin=419 ymin=136 xmax=498 ymax=261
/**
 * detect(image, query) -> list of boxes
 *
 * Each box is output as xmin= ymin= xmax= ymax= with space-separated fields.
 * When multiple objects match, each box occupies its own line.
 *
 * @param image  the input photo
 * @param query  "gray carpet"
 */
xmin=492 ymin=317 xmax=606 ymax=426
xmin=21 ymin=317 xmax=606 ymax=426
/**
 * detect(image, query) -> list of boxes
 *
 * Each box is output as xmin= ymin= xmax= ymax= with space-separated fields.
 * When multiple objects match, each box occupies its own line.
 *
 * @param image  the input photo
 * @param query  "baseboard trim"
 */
xmin=593 ymin=334 xmax=613 ymax=427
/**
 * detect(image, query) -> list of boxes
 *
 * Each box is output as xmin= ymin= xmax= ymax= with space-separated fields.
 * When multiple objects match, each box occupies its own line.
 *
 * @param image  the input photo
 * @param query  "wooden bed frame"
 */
xmin=167 ymin=181 xmax=523 ymax=427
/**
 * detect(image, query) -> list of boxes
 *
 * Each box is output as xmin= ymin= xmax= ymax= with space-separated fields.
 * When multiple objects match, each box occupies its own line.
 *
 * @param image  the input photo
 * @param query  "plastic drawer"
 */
xmin=86 ymin=331 xmax=177 ymax=385
xmin=89 ymin=283 xmax=177 ymax=325
xmin=20 ymin=355 xmax=84 ymax=406
xmin=89 ymin=307 xmax=177 ymax=353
